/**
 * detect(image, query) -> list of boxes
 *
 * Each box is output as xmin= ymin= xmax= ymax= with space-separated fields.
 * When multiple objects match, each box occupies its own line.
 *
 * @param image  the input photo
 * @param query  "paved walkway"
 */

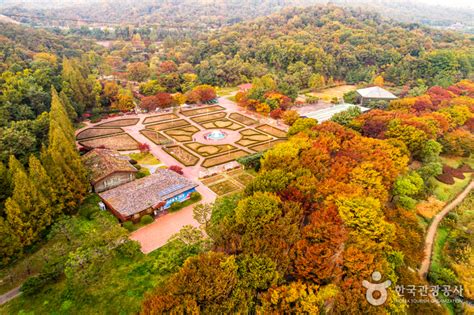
xmin=130 ymin=185 xmax=216 ymax=253
xmin=0 ymin=286 xmax=21 ymax=306
xmin=419 ymin=180 xmax=474 ymax=279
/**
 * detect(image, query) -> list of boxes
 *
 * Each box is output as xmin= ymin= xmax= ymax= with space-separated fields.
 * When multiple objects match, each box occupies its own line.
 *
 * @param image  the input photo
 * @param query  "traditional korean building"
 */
xmin=99 ymin=169 xmax=198 ymax=222
xmin=356 ymin=86 xmax=397 ymax=105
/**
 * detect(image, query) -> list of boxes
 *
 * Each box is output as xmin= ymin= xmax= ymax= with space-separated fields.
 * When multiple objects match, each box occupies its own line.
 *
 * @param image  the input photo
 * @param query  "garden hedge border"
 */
xmin=78 ymin=133 xmax=140 ymax=151
xmin=162 ymin=145 xmax=200 ymax=166
xmin=143 ymin=113 xmax=179 ymax=125
xmin=255 ymin=124 xmax=287 ymax=138
xmin=181 ymin=105 xmax=225 ymax=117
xmin=76 ymin=127 xmax=124 ymax=140
xmin=201 ymin=149 xmax=250 ymax=168
xmin=95 ymin=118 xmax=140 ymax=127
xmin=191 ymin=112 xmax=227 ymax=123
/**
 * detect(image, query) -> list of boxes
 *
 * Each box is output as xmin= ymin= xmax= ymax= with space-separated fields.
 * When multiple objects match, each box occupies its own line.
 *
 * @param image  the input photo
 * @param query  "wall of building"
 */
xmin=94 ymin=172 xmax=135 ymax=193
xmin=164 ymin=188 xmax=196 ymax=209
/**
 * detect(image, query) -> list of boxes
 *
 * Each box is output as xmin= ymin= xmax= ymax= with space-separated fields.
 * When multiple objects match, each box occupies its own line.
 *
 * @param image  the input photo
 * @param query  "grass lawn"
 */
xmin=430 ymin=227 xmax=449 ymax=273
xmin=430 ymin=175 xmax=471 ymax=202
xmin=128 ymin=152 xmax=160 ymax=165
xmin=306 ymin=84 xmax=356 ymax=101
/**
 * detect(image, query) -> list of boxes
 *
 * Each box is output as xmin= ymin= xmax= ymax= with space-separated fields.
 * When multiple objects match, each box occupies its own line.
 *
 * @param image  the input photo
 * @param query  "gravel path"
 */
xmin=419 ymin=180 xmax=474 ymax=279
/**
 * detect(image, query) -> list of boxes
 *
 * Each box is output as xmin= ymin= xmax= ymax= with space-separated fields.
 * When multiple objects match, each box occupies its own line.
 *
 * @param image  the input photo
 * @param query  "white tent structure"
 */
xmin=356 ymin=86 xmax=397 ymax=105
xmin=303 ymin=104 xmax=370 ymax=122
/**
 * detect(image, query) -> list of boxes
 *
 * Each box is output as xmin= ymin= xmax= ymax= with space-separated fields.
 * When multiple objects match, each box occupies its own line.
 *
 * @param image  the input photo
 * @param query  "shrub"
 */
xmin=117 ymin=240 xmax=142 ymax=258
xmin=139 ymin=142 xmax=150 ymax=153
xmin=458 ymin=164 xmax=474 ymax=173
xmin=305 ymin=95 xmax=319 ymax=104
xmin=129 ymin=159 xmax=138 ymax=165
xmin=436 ymin=173 xmax=455 ymax=185
xmin=270 ymin=109 xmax=283 ymax=119
xmin=169 ymin=165 xmax=184 ymax=175
xmin=190 ymin=192 xmax=201 ymax=201
xmin=169 ymin=202 xmax=181 ymax=212
xmin=134 ymin=164 xmax=142 ymax=170
xmin=281 ymin=110 xmax=300 ymax=126
xmin=122 ymin=221 xmax=136 ymax=232
xmin=140 ymin=215 xmax=154 ymax=225
xmin=443 ymin=165 xmax=465 ymax=179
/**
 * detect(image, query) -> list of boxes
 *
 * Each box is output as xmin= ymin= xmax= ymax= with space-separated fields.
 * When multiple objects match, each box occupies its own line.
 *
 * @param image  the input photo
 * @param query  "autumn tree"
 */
xmin=127 ymin=62 xmax=149 ymax=82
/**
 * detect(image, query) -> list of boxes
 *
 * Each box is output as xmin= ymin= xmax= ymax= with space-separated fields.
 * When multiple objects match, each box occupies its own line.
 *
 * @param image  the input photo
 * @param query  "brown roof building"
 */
xmin=99 ymin=169 xmax=199 ymax=222
xmin=82 ymin=148 xmax=137 ymax=193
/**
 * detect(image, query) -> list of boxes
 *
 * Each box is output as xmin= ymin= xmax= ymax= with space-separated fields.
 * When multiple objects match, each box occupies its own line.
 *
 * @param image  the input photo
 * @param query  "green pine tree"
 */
xmin=0 ymin=217 xmax=21 ymax=266
xmin=0 ymin=161 xmax=11 ymax=214
xmin=59 ymin=90 xmax=78 ymax=122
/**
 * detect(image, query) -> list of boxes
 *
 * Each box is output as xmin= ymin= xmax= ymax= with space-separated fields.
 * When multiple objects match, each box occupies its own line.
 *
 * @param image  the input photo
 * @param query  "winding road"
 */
xmin=419 ymin=180 xmax=474 ymax=279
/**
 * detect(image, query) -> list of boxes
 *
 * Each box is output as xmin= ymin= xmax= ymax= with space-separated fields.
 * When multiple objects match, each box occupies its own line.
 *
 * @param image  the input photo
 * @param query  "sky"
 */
xmin=414 ymin=0 xmax=473 ymax=8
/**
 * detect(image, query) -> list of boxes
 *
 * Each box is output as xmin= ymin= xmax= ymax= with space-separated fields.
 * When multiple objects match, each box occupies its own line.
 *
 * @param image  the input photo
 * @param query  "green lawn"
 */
xmin=430 ymin=175 xmax=471 ymax=202
xmin=128 ymin=152 xmax=160 ymax=165
xmin=430 ymin=227 xmax=449 ymax=273
xmin=216 ymin=86 xmax=238 ymax=96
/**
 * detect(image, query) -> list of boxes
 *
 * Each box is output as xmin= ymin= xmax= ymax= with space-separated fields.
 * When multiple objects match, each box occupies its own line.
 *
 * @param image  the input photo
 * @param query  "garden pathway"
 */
xmin=0 ymin=286 xmax=21 ymax=306
xmin=419 ymin=180 xmax=474 ymax=279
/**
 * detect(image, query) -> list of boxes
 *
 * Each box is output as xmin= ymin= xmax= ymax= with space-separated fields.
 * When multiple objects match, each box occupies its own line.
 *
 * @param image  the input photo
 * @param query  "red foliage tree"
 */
xmin=140 ymin=95 xmax=158 ymax=111
xmin=270 ymin=108 xmax=283 ymax=119
xmin=169 ymin=165 xmax=184 ymax=175
xmin=155 ymin=92 xmax=174 ymax=108
xmin=139 ymin=142 xmax=150 ymax=153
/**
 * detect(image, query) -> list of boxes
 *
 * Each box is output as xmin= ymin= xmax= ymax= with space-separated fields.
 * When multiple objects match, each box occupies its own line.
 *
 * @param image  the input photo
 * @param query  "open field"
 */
xmin=202 ymin=150 xmax=249 ymax=168
xmin=256 ymin=124 xmax=287 ymax=138
xmin=76 ymin=127 xmax=123 ymax=140
xmin=78 ymin=133 xmax=139 ymax=150
xmin=162 ymin=145 xmax=199 ymax=166
xmin=163 ymin=126 xmax=200 ymax=142
xmin=140 ymin=129 xmax=170 ymax=145
xmin=306 ymin=85 xmax=357 ymax=101
xmin=200 ymin=119 xmax=244 ymax=131
xmin=180 ymin=105 xmax=225 ymax=117
xmin=96 ymin=118 xmax=140 ymax=127
xmin=146 ymin=119 xmax=190 ymax=131
xmin=190 ymin=112 xmax=226 ymax=123
xmin=143 ymin=113 xmax=179 ymax=124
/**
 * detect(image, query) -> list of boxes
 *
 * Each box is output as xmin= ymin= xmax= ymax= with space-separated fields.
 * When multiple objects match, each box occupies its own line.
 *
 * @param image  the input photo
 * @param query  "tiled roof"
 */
xmin=356 ymin=86 xmax=397 ymax=99
xmin=82 ymin=148 xmax=137 ymax=184
xmin=99 ymin=169 xmax=198 ymax=216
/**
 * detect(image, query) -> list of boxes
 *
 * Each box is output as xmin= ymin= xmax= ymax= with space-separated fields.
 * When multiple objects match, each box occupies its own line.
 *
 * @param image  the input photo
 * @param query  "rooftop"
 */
xmin=303 ymin=104 xmax=370 ymax=122
xmin=356 ymin=86 xmax=397 ymax=99
xmin=82 ymin=148 xmax=137 ymax=184
xmin=99 ymin=169 xmax=198 ymax=217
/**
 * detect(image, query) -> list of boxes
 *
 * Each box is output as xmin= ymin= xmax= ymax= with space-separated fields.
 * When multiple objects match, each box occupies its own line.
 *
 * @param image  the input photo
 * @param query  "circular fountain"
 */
xmin=204 ymin=130 xmax=227 ymax=141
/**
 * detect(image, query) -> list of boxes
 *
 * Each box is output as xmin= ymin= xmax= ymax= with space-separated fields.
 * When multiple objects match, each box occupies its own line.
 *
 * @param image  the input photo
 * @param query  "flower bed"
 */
xmin=95 ymin=118 xmax=139 ymax=127
xmin=140 ymin=129 xmax=171 ymax=145
xmin=143 ymin=113 xmax=179 ymax=124
xmin=76 ymin=127 xmax=124 ymax=140
xmin=229 ymin=113 xmax=258 ymax=126
xmin=236 ymin=129 xmax=273 ymax=146
xmin=201 ymin=150 xmax=249 ymax=168
xmin=78 ymin=133 xmax=139 ymax=151
xmin=163 ymin=126 xmax=200 ymax=142
xmin=200 ymin=119 xmax=244 ymax=131
xmin=249 ymin=139 xmax=287 ymax=152
xmin=162 ymin=145 xmax=199 ymax=166
xmin=146 ymin=119 xmax=190 ymax=131
xmin=256 ymin=124 xmax=287 ymax=138
xmin=185 ymin=142 xmax=237 ymax=157
xmin=208 ymin=180 xmax=241 ymax=196
xmin=180 ymin=105 xmax=225 ymax=117
xmin=191 ymin=112 xmax=226 ymax=123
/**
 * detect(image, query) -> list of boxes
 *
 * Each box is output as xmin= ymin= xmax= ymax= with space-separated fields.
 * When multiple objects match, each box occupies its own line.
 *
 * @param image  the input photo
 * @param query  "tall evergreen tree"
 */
xmin=28 ymin=155 xmax=58 ymax=218
xmin=0 ymin=161 xmax=11 ymax=215
xmin=41 ymin=89 xmax=88 ymax=213
xmin=59 ymin=90 xmax=78 ymax=122
xmin=0 ymin=217 xmax=21 ymax=266
xmin=61 ymin=57 xmax=96 ymax=115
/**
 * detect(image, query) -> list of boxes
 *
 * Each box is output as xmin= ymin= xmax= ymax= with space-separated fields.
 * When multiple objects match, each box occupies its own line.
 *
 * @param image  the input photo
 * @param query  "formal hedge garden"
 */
xmin=95 ymin=118 xmax=140 ymax=127
xmin=146 ymin=119 xmax=190 ymax=131
xmin=190 ymin=112 xmax=226 ymax=123
xmin=76 ymin=127 xmax=124 ymax=140
xmin=200 ymin=119 xmax=244 ymax=131
xmin=78 ymin=133 xmax=140 ymax=151
xmin=143 ymin=113 xmax=179 ymax=125
xmin=256 ymin=124 xmax=287 ymax=138
xmin=236 ymin=129 xmax=273 ymax=146
xmin=163 ymin=126 xmax=200 ymax=142
xmin=180 ymin=105 xmax=225 ymax=117
xmin=249 ymin=139 xmax=286 ymax=152
xmin=201 ymin=150 xmax=249 ymax=168
xmin=185 ymin=142 xmax=237 ymax=157
xmin=140 ymin=129 xmax=171 ymax=145
xmin=229 ymin=113 xmax=258 ymax=126
xmin=162 ymin=145 xmax=200 ymax=166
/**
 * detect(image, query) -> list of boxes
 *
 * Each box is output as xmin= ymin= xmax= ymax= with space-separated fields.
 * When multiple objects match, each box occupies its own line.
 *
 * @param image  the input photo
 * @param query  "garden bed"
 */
xmin=95 ymin=118 xmax=139 ymax=127
xmin=191 ymin=112 xmax=226 ymax=123
xmin=143 ymin=113 xmax=179 ymax=124
xmin=163 ymin=126 xmax=200 ymax=142
xmin=140 ymin=129 xmax=171 ymax=145
xmin=200 ymin=119 xmax=244 ymax=131
xmin=229 ymin=113 xmax=258 ymax=126
xmin=180 ymin=105 xmax=225 ymax=117
xmin=256 ymin=124 xmax=287 ymax=138
xmin=78 ymin=133 xmax=139 ymax=151
xmin=208 ymin=180 xmax=241 ymax=196
xmin=76 ymin=127 xmax=124 ymax=140
xmin=201 ymin=150 xmax=249 ymax=168
xmin=233 ymin=172 xmax=254 ymax=186
xmin=146 ymin=119 xmax=190 ymax=131
xmin=162 ymin=145 xmax=200 ymax=166
xmin=185 ymin=142 xmax=237 ymax=157
xmin=249 ymin=139 xmax=286 ymax=152
xmin=236 ymin=129 xmax=273 ymax=146
xmin=200 ymin=174 xmax=225 ymax=185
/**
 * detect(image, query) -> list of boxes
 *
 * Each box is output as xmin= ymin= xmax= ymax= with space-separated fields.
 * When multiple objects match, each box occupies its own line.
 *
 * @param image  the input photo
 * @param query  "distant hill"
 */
xmin=1 ymin=0 xmax=473 ymax=32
